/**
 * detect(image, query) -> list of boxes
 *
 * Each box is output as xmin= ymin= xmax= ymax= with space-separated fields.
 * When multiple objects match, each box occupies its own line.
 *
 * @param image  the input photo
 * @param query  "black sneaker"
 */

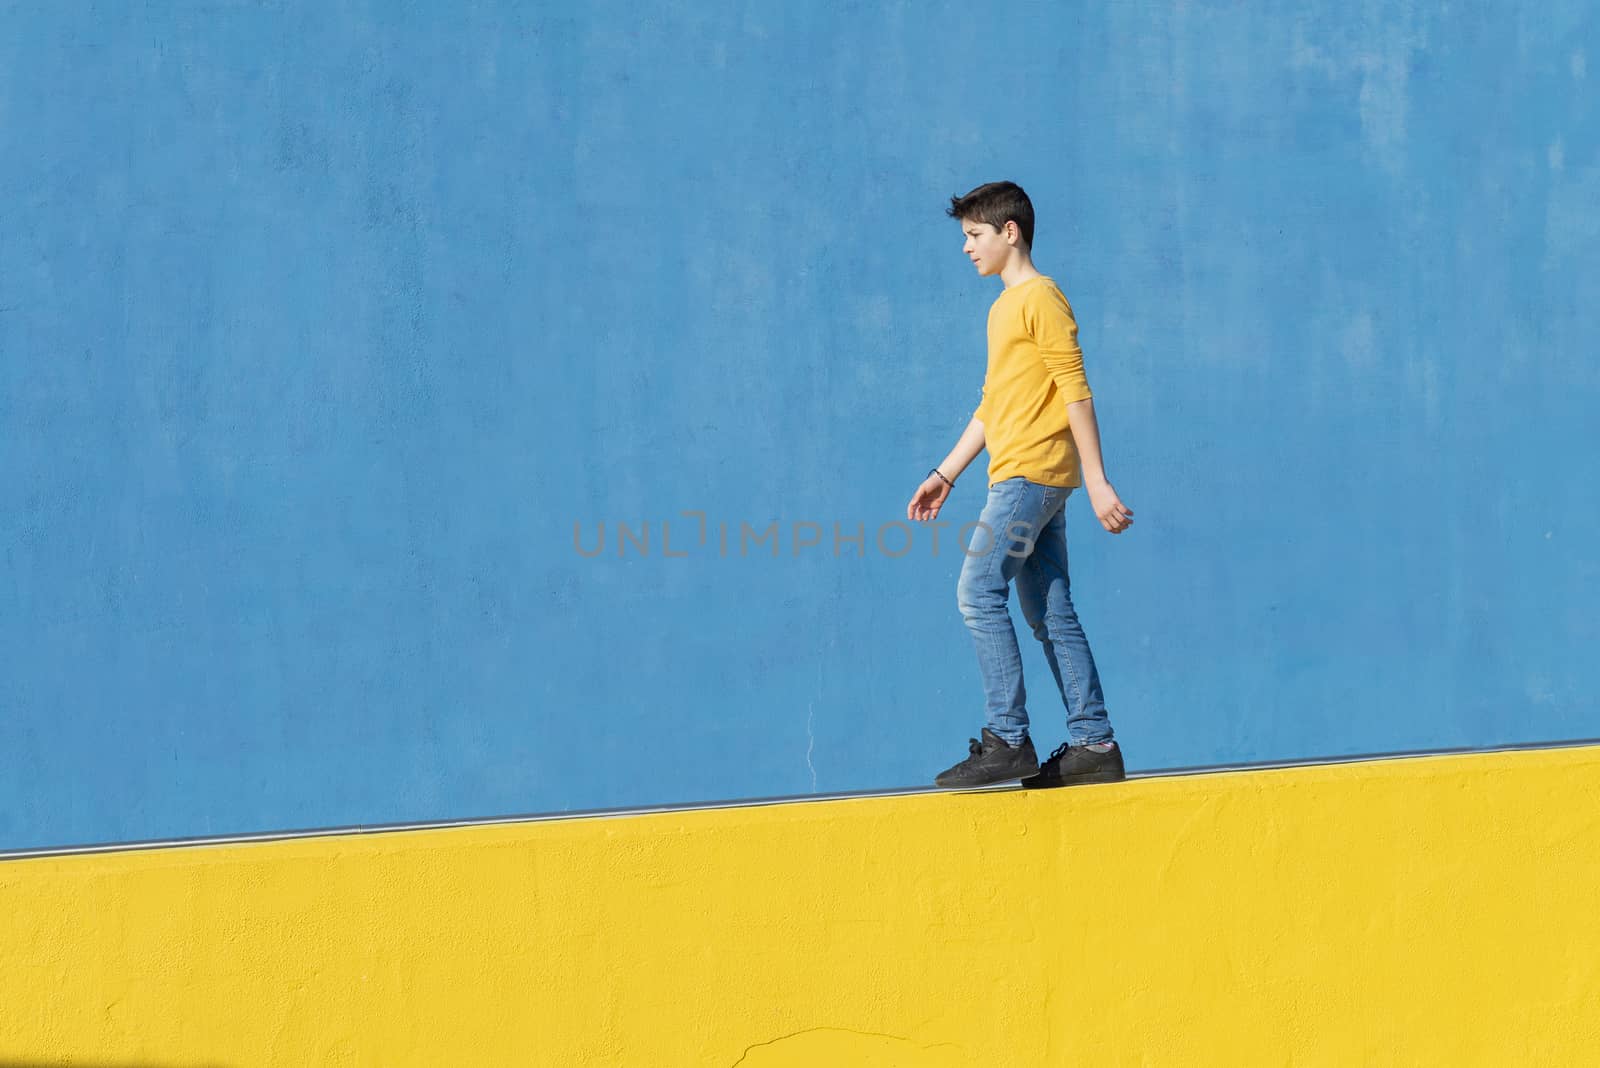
xmin=934 ymin=728 xmax=1039 ymax=788
xmin=1022 ymin=739 xmax=1126 ymax=788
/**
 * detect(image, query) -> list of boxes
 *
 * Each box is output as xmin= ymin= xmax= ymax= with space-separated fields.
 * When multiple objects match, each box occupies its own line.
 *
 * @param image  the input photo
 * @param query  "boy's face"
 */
xmin=960 ymin=218 xmax=1015 ymax=277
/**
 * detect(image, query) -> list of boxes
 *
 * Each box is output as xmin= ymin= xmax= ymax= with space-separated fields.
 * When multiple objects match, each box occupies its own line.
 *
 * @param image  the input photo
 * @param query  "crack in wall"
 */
xmin=729 ymin=1026 xmax=961 ymax=1067
xmin=805 ymin=703 xmax=817 ymax=792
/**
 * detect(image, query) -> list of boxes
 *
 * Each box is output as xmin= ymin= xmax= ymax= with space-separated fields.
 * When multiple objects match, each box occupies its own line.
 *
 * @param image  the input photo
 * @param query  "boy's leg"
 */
xmin=936 ymin=478 xmax=1063 ymax=787
xmin=1015 ymin=492 xmax=1116 ymax=747
xmin=953 ymin=478 xmax=1067 ymax=746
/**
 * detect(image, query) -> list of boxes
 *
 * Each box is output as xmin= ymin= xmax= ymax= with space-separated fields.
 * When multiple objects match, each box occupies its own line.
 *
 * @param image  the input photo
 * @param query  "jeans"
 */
xmin=955 ymin=476 xmax=1114 ymax=749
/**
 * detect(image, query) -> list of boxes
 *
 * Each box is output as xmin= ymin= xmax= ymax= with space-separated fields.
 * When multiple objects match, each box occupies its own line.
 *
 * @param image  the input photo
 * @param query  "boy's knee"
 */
xmin=956 ymin=574 xmax=1000 ymax=617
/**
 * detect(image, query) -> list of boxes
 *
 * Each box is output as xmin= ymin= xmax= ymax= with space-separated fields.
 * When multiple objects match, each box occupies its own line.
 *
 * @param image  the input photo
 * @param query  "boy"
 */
xmin=906 ymin=180 xmax=1134 ymax=789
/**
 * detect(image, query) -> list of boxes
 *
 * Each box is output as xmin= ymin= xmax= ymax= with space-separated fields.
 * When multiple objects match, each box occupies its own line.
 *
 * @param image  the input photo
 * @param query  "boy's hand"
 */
xmin=907 ymin=476 xmax=952 ymax=522
xmin=1086 ymin=479 xmax=1134 ymax=534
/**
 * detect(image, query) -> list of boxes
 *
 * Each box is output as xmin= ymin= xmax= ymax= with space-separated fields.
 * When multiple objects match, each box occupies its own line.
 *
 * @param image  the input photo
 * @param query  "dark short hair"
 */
xmin=946 ymin=181 xmax=1034 ymax=250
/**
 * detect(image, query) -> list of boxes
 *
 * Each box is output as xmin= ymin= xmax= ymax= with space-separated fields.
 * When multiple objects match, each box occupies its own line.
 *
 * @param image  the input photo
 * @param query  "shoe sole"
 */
xmin=933 ymin=767 xmax=1036 ymax=790
xmin=1020 ymin=770 xmax=1126 ymax=789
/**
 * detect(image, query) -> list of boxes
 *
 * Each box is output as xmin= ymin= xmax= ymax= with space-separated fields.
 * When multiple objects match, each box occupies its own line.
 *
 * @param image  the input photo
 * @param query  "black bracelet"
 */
xmin=929 ymin=467 xmax=954 ymax=488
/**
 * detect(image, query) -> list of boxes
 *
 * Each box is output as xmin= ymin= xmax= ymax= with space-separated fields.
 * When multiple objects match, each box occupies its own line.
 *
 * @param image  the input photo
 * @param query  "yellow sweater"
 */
xmin=972 ymin=275 xmax=1094 ymax=488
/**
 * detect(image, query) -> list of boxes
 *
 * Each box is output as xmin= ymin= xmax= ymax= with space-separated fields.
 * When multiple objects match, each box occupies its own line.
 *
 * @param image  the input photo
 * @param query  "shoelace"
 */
xmin=966 ymin=737 xmax=984 ymax=757
xmin=1046 ymin=741 xmax=1115 ymax=762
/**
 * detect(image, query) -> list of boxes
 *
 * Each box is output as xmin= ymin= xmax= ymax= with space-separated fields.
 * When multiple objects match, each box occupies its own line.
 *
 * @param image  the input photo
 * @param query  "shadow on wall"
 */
xmin=0 ymin=1062 xmax=230 ymax=1067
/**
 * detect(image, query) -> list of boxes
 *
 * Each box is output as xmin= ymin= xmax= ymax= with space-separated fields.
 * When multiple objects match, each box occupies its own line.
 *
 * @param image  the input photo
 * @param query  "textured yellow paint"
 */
xmin=3 ymin=746 xmax=1599 ymax=1066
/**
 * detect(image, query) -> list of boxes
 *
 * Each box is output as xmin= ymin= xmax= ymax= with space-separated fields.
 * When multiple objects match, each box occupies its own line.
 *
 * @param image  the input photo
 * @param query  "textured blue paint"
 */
xmin=2 ymin=2 xmax=1597 ymax=849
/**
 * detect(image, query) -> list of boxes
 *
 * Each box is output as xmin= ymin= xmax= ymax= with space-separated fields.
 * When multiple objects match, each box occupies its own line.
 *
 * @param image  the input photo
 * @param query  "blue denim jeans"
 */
xmin=955 ymin=476 xmax=1114 ymax=748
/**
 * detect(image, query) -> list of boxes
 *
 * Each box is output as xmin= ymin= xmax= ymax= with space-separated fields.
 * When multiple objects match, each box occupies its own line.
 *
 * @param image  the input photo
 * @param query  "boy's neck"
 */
xmin=999 ymin=258 xmax=1044 ymax=289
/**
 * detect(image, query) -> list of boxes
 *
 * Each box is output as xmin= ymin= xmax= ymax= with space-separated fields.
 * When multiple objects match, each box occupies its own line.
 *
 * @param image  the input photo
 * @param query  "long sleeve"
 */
xmin=1025 ymin=287 xmax=1093 ymax=403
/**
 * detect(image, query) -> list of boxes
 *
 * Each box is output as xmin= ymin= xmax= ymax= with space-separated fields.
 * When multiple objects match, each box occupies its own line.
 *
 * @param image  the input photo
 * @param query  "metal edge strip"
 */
xmin=4 ymin=735 xmax=1598 ymax=863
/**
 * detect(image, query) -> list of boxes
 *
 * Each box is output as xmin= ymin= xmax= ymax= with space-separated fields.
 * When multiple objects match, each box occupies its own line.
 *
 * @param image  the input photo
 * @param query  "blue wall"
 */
xmin=3 ymin=2 xmax=1597 ymax=850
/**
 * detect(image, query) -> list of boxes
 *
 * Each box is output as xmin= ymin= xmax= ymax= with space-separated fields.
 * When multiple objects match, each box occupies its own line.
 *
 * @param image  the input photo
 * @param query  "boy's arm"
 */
xmin=1024 ymin=288 xmax=1134 ymax=536
xmin=938 ymin=416 xmax=986 ymax=482
xmin=907 ymin=417 xmax=985 ymax=522
xmin=1065 ymin=398 xmax=1134 ymax=534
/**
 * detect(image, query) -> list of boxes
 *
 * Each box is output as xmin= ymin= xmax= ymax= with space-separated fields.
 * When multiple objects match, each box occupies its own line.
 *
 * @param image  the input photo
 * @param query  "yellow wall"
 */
xmin=3 ymin=745 xmax=1599 ymax=1066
